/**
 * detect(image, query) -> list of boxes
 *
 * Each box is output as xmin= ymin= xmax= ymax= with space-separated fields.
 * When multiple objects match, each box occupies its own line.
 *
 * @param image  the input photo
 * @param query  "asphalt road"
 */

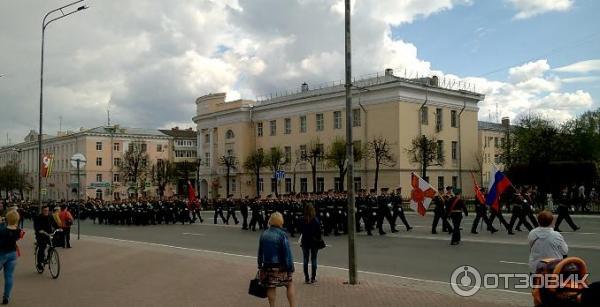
xmin=53 ymin=212 xmax=600 ymax=296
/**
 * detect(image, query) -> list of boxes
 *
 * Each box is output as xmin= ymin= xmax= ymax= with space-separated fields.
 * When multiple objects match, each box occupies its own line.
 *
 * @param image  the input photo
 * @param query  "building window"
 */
xmin=435 ymin=108 xmax=443 ymax=132
xmin=300 ymin=116 xmax=307 ymax=133
xmin=96 ymin=189 xmax=103 ymax=200
xmin=113 ymin=173 xmax=120 ymax=183
xmin=437 ymin=176 xmax=444 ymax=192
xmin=270 ymin=120 xmax=276 ymax=136
xmin=501 ymin=137 xmax=505 ymax=148
xmin=157 ymin=144 xmax=163 ymax=152
xmin=258 ymin=178 xmax=264 ymax=192
xmin=205 ymin=152 xmax=210 ymax=166
xmin=421 ymin=107 xmax=428 ymax=125
xmin=451 ymin=110 xmax=457 ymax=127
xmin=231 ymin=178 xmax=236 ymax=192
xmin=271 ymin=178 xmax=277 ymax=193
xmin=300 ymin=178 xmax=308 ymax=193
xmin=96 ymin=174 xmax=103 ymax=182
xmin=226 ymin=130 xmax=235 ymax=139
xmin=284 ymin=146 xmax=292 ymax=163
xmin=205 ymin=133 xmax=210 ymax=143
xmin=113 ymin=143 xmax=120 ymax=151
xmin=437 ymin=140 xmax=444 ymax=160
xmin=141 ymin=143 xmax=147 ymax=152
xmin=334 ymin=177 xmax=341 ymax=192
xmin=333 ymin=111 xmax=342 ymax=129
xmin=96 ymin=142 xmax=102 ymax=151
xmin=354 ymin=177 xmax=362 ymax=192
xmin=257 ymin=122 xmax=263 ymax=137
xmin=316 ymin=113 xmax=324 ymax=131
xmin=353 ymin=109 xmax=361 ymax=127
xmin=494 ymin=137 xmax=499 ymax=148
xmin=299 ymin=145 xmax=307 ymax=159
xmin=284 ymin=118 xmax=291 ymax=134
xmin=285 ymin=178 xmax=292 ymax=193
xmin=451 ymin=141 xmax=458 ymax=160
xmin=317 ymin=177 xmax=325 ymax=193
xmin=452 ymin=176 xmax=458 ymax=189
xmin=96 ymin=157 xmax=102 ymax=166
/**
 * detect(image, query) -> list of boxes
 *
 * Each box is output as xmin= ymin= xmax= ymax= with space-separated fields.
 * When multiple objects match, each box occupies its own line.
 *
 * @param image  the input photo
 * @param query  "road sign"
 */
xmin=70 ymin=153 xmax=87 ymax=168
xmin=276 ymin=170 xmax=285 ymax=181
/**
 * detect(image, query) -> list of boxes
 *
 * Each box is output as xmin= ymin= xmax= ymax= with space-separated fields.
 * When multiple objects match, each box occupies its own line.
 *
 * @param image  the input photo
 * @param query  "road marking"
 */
xmin=115 ymin=228 xmax=128 ymax=231
xmin=499 ymin=261 xmax=527 ymax=265
xmin=182 ymin=232 xmax=206 ymax=237
xmin=565 ymin=232 xmax=598 ymax=235
xmin=81 ymin=234 xmax=529 ymax=296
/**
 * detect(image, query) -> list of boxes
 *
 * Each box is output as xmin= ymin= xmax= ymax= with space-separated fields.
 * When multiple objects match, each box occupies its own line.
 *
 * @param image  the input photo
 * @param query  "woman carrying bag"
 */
xmin=300 ymin=204 xmax=325 ymax=284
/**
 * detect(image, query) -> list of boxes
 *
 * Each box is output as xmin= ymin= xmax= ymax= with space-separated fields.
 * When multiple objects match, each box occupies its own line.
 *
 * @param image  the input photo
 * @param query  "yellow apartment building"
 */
xmin=193 ymin=69 xmax=486 ymax=199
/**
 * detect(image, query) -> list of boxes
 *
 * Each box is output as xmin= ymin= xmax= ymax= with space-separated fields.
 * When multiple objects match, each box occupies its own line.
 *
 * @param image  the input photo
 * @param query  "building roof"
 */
xmin=85 ymin=126 xmax=168 ymax=137
xmin=478 ymin=121 xmax=511 ymax=132
xmin=159 ymin=128 xmax=197 ymax=138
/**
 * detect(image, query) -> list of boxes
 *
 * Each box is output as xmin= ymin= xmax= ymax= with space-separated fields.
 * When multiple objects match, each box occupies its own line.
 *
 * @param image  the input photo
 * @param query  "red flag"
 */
xmin=410 ymin=173 xmax=437 ymax=216
xmin=470 ymin=172 xmax=485 ymax=204
xmin=187 ymin=181 xmax=196 ymax=202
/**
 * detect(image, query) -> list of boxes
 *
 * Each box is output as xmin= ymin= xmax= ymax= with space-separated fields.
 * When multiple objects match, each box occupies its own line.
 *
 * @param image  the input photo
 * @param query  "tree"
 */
xmin=325 ymin=137 xmax=363 ymax=192
xmin=219 ymin=155 xmax=238 ymax=197
xmin=405 ymin=135 xmax=444 ymax=179
xmin=365 ymin=137 xmax=396 ymax=191
xmin=243 ymin=150 xmax=267 ymax=197
xmin=151 ymin=159 xmax=176 ymax=200
xmin=301 ymin=139 xmax=324 ymax=193
xmin=265 ymin=147 xmax=287 ymax=196
xmin=118 ymin=142 xmax=150 ymax=198
xmin=174 ymin=161 xmax=198 ymax=195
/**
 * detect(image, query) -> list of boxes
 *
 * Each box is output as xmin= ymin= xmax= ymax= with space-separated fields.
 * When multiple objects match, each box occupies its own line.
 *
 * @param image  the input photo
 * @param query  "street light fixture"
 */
xmin=37 ymin=0 xmax=88 ymax=212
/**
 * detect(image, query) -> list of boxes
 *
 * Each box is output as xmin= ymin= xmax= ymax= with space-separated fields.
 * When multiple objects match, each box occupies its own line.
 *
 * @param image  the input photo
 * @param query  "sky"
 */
xmin=1 ymin=0 xmax=599 ymax=146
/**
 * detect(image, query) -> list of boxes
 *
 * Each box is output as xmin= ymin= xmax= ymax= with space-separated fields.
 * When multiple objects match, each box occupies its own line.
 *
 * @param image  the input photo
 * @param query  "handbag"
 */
xmin=248 ymin=271 xmax=267 ymax=298
xmin=316 ymin=239 xmax=326 ymax=250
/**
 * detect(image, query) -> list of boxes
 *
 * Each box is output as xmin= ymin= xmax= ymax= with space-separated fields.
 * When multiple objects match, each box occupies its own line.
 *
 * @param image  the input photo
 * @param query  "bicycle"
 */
xmin=34 ymin=229 xmax=62 ymax=279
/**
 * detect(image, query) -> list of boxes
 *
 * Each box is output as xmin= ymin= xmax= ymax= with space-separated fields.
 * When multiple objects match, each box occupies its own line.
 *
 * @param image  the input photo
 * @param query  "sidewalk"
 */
xmin=9 ymin=234 xmax=529 ymax=307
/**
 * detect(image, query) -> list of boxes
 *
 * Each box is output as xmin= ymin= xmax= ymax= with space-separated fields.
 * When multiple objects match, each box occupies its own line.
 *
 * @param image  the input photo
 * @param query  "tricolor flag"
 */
xmin=187 ymin=180 xmax=196 ymax=202
xmin=470 ymin=172 xmax=485 ymax=205
xmin=485 ymin=165 xmax=512 ymax=212
xmin=410 ymin=172 xmax=437 ymax=216
xmin=42 ymin=154 xmax=55 ymax=178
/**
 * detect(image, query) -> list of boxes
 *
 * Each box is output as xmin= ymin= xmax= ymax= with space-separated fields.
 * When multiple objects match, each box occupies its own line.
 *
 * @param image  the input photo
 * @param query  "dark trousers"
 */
xmin=249 ymin=213 xmax=264 ymax=231
xmin=376 ymin=210 xmax=391 ymax=233
xmin=213 ymin=209 xmax=226 ymax=224
xmin=36 ymin=237 xmax=49 ymax=265
xmin=450 ymin=213 xmax=463 ymax=243
xmin=508 ymin=207 xmax=532 ymax=231
xmin=517 ymin=207 xmax=539 ymax=229
xmin=63 ymin=228 xmax=71 ymax=248
xmin=489 ymin=210 xmax=510 ymax=231
xmin=471 ymin=209 xmax=495 ymax=233
xmin=391 ymin=208 xmax=411 ymax=230
xmin=241 ymin=211 xmax=248 ymax=229
xmin=225 ymin=210 xmax=239 ymax=224
xmin=432 ymin=211 xmax=452 ymax=233
xmin=555 ymin=206 xmax=578 ymax=231
xmin=302 ymin=246 xmax=319 ymax=281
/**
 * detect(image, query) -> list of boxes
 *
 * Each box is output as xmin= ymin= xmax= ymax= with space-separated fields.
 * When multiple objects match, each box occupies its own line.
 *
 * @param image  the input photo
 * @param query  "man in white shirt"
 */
xmin=528 ymin=210 xmax=569 ymax=272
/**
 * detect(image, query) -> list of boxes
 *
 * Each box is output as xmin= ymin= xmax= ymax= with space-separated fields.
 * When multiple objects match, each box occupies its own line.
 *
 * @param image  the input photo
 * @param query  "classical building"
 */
xmin=0 ymin=125 xmax=172 ymax=201
xmin=193 ymin=69 xmax=485 ymax=199
xmin=158 ymin=127 xmax=199 ymax=195
xmin=478 ymin=118 xmax=511 ymax=187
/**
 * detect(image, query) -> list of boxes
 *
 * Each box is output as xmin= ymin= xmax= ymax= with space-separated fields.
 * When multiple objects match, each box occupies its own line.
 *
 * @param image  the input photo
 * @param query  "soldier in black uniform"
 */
xmin=213 ymin=197 xmax=226 ymax=224
xmin=355 ymin=190 xmax=367 ymax=233
xmin=224 ymin=195 xmax=239 ymax=225
xmin=554 ymin=186 xmax=580 ymax=232
xmin=248 ymin=197 xmax=264 ymax=231
xmin=240 ymin=196 xmax=249 ymax=230
xmin=447 ymin=189 xmax=468 ymax=245
xmin=366 ymin=189 xmax=379 ymax=236
xmin=488 ymin=193 xmax=511 ymax=234
xmin=517 ymin=186 xmax=539 ymax=229
xmin=376 ymin=188 xmax=393 ymax=235
xmin=508 ymin=189 xmax=533 ymax=232
xmin=432 ymin=190 xmax=452 ymax=234
xmin=390 ymin=187 xmax=412 ymax=232
xmin=471 ymin=187 xmax=498 ymax=234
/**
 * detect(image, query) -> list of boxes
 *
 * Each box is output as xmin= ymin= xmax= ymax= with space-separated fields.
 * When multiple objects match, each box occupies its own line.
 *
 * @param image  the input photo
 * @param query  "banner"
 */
xmin=42 ymin=154 xmax=55 ymax=178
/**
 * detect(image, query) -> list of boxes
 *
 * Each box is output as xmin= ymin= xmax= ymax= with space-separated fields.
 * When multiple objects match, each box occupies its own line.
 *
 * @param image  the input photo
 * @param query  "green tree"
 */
xmin=118 ymin=142 xmax=150 ymax=198
xmin=324 ymin=137 xmax=363 ymax=191
xmin=406 ymin=135 xmax=444 ymax=179
xmin=151 ymin=159 xmax=176 ymax=200
xmin=219 ymin=155 xmax=238 ymax=197
xmin=365 ymin=137 xmax=396 ymax=191
xmin=243 ymin=150 xmax=267 ymax=197
xmin=301 ymin=139 xmax=324 ymax=193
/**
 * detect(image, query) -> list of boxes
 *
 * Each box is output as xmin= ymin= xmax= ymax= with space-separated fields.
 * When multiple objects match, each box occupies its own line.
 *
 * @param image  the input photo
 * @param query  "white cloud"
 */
xmin=562 ymin=76 xmax=600 ymax=83
xmin=508 ymin=0 xmax=574 ymax=19
xmin=508 ymin=59 xmax=550 ymax=83
xmin=554 ymin=60 xmax=600 ymax=73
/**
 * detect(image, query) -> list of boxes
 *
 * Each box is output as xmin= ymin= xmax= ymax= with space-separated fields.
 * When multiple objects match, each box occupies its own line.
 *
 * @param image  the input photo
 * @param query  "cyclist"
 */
xmin=33 ymin=206 xmax=54 ymax=271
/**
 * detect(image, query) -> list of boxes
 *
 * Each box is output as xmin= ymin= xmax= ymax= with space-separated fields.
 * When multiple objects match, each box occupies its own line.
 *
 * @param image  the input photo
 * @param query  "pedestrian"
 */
xmin=0 ymin=210 xmax=23 ymax=305
xmin=257 ymin=212 xmax=296 ymax=307
xmin=59 ymin=205 xmax=74 ymax=248
xmin=51 ymin=207 xmax=64 ymax=248
xmin=300 ymin=204 xmax=323 ymax=284
xmin=447 ymin=189 xmax=468 ymax=245
xmin=528 ymin=210 xmax=568 ymax=272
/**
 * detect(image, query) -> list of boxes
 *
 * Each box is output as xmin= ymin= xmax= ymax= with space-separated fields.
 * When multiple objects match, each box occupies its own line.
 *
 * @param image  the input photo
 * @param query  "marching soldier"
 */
xmin=240 ymin=196 xmax=249 ymax=230
xmin=431 ymin=191 xmax=452 ymax=234
xmin=508 ymin=189 xmax=533 ymax=232
xmin=447 ymin=189 xmax=468 ymax=245
xmin=376 ymin=188 xmax=392 ymax=235
xmin=390 ymin=187 xmax=412 ymax=232
xmin=213 ymin=197 xmax=227 ymax=224
xmin=554 ymin=186 xmax=580 ymax=232
xmin=366 ymin=189 xmax=379 ymax=236
xmin=225 ymin=195 xmax=239 ymax=225
xmin=248 ymin=197 xmax=264 ymax=231
xmin=471 ymin=188 xmax=498 ymax=234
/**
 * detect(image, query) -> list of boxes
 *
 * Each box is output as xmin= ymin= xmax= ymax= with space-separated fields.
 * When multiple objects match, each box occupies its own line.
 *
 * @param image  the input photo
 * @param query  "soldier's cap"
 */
xmin=396 ymin=187 xmax=402 ymax=191
xmin=228 ymin=194 xmax=234 ymax=198
xmin=445 ymin=186 xmax=453 ymax=191
xmin=369 ymin=189 xmax=376 ymax=193
xmin=359 ymin=189 xmax=366 ymax=193
xmin=380 ymin=188 xmax=389 ymax=192
xmin=267 ymin=194 xmax=273 ymax=198
xmin=327 ymin=189 xmax=334 ymax=193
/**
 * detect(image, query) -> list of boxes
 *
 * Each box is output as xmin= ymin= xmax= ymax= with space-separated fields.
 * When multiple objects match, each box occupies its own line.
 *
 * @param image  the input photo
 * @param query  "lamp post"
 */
xmin=38 ymin=1 xmax=88 ymax=212
xmin=196 ymin=157 xmax=202 ymax=199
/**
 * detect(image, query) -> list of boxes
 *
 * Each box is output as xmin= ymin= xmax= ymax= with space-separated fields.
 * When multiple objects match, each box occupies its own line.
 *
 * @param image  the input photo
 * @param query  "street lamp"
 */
xmin=37 ymin=1 xmax=88 ymax=212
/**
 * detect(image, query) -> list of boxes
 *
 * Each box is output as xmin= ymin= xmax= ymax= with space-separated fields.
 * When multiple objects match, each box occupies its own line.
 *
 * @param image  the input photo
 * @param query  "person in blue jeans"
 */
xmin=0 ymin=209 xmax=23 ymax=305
xmin=300 ymin=204 xmax=323 ymax=284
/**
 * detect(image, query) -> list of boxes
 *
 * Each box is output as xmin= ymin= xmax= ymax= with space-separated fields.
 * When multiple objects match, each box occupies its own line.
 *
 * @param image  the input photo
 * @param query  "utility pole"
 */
xmin=344 ymin=0 xmax=357 ymax=285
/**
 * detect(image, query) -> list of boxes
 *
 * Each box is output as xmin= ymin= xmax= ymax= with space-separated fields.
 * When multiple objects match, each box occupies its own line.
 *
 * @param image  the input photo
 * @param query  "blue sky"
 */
xmin=394 ymin=0 xmax=600 ymax=113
